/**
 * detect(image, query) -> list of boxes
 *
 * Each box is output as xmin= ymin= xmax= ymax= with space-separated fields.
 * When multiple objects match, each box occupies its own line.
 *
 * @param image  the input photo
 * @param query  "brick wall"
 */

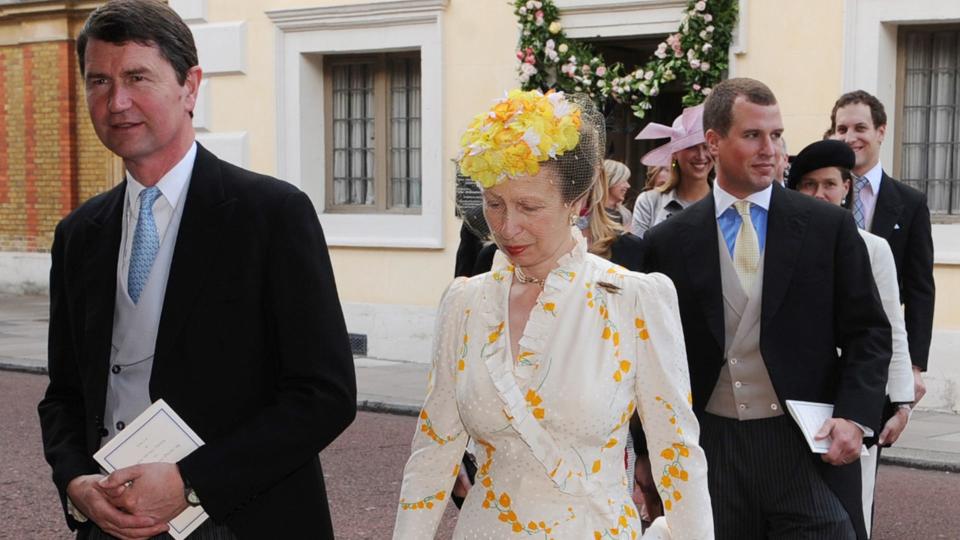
xmin=0 ymin=39 xmax=115 ymax=253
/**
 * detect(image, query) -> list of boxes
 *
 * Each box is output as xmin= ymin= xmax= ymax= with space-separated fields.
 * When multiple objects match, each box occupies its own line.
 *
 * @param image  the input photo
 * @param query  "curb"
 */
xmin=357 ymin=399 xmax=420 ymax=417
xmin=880 ymin=450 xmax=960 ymax=473
xmin=0 ymin=362 xmax=46 ymax=375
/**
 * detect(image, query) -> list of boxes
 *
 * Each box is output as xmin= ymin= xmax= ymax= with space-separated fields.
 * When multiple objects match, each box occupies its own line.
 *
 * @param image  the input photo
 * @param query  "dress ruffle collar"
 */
xmin=481 ymin=230 xmax=600 ymax=496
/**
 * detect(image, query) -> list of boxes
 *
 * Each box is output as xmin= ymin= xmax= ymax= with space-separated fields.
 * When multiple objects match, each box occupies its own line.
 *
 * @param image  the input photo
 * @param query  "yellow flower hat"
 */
xmin=458 ymin=89 xmax=583 ymax=188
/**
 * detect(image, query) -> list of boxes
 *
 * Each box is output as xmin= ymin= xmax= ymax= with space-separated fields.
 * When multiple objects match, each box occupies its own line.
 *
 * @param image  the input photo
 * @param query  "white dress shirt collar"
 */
xmin=860 ymin=160 xmax=883 ymax=194
xmin=125 ymin=142 xmax=197 ymax=209
xmin=713 ymin=180 xmax=773 ymax=218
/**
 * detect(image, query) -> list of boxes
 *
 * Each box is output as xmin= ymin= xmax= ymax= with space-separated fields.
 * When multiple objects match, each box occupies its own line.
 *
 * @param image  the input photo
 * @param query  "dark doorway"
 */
xmin=588 ymin=36 xmax=685 ymax=206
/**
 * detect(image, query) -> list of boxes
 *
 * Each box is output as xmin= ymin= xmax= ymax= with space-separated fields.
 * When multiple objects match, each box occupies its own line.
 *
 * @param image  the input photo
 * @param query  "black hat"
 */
xmin=786 ymin=139 xmax=855 ymax=189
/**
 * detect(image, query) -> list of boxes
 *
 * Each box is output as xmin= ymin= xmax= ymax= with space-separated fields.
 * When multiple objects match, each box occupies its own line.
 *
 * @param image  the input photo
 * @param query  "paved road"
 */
xmin=3 ymin=370 xmax=958 ymax=539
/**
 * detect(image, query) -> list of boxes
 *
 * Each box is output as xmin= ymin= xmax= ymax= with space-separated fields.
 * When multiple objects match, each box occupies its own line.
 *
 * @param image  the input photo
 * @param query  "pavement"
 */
xmin=4 ymin=293 xmax=960 ymax=472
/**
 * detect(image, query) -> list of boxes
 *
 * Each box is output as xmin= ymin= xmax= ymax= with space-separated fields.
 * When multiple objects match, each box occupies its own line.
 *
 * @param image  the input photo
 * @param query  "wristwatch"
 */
xmin=894 ymin=402 xmax=913 ymax=415
xmin=182 ymin=475 xmax=202 ymax=507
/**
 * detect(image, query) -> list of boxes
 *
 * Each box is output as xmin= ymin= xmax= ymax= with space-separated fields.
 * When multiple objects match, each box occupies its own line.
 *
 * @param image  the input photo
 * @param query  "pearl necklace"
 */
xmin=514 ymin=266 xmax=545 ymax=289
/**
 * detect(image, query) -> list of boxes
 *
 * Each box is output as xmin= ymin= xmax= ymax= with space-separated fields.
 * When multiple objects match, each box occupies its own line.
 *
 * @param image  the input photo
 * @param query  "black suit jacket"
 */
xmin=871 ymin=173 xmax=935 ymax=370
xmin=644 ymin=184 xmax=891 ymax=539
xmin=38 ymin=144 xmax=357 ymax=539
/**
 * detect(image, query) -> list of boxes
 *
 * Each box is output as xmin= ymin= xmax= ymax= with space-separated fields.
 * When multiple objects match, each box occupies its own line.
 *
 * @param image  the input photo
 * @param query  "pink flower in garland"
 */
xmin=667 ymin=33 xmax=683 ymax=57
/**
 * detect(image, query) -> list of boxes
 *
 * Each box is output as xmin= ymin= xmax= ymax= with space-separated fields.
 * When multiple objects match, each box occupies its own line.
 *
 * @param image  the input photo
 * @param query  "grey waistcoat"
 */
xmin=705 ymin=226 xmax=784 ymax=420
xmin=101 ymin=189 xmax=187 ymax=446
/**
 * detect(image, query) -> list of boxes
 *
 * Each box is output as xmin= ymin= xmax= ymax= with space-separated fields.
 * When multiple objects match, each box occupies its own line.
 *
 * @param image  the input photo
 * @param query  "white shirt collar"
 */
xmin=860 ymin=160 xmax=883 ymax=194
xmin=713 ymin=180 xmax=773 ymax=218
xmin=125 ymin=142 xmax=197 ymax=209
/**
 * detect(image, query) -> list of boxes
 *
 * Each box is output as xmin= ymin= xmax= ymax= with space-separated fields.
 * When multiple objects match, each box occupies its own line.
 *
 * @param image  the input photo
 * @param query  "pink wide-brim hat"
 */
xmin=635 ymin=104 xmax=706 ymax=167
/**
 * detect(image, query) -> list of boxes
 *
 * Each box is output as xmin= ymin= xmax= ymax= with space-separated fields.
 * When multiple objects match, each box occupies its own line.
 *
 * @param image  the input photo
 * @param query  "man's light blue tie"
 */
xmin=128 ymin=187 xmax=162 ymax=304
xmin=852 ymin=175 xmax=869 ymax=229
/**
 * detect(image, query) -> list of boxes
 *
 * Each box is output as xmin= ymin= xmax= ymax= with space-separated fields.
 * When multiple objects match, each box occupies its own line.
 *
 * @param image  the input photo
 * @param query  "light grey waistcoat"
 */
xmin=705 ymin=226 xmax=784 ymax=420
xmin=101 ymin=189 xmax=187 ymax=446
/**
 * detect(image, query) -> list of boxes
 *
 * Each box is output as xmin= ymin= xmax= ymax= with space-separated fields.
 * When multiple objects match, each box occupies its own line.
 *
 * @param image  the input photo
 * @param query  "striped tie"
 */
xmin=852 ymin=175 xmax=869 ymax=229
xmin=733 ymin=200 xmax=760 ymax=292
xmin=128 ymin=187 xmax=162 ymax=304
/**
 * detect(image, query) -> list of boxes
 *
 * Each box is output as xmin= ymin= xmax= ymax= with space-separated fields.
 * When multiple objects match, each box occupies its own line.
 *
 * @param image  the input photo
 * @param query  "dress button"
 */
xmin=111 ymin=365 xmax=121 ymax=374
xmin=734 ymin=381 xmax=742 ymax=388
xmin=738 ymin=404 xmax=746 ymax=410
xmin=116 ymin=421 xmax=125 ymax=431
xmin=730 ymin=358 xmax=738 ymax=365
xmin=98 ymin=428 xmax=109 ymax=437
xmin=770 ymin=403 xmax=779 ymax=411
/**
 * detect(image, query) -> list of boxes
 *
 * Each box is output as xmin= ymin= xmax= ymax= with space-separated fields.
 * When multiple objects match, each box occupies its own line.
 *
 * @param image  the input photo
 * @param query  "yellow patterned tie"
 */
xmin=733 ymin=200 xmax=760 ymax=292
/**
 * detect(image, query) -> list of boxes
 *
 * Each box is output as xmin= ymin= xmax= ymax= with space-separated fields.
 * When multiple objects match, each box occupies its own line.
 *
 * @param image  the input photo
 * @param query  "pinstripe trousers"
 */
xmin=85 ymin=519 xmax=237 ymax=540
xmin=701 ymin=413 xmax=857 ymax=540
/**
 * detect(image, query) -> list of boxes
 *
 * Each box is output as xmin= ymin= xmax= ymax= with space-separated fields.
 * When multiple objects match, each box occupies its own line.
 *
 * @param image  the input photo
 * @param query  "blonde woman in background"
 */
xmin=643 ymin=165 xmax=671 ymax=191
xmin=602 ymin=159 xmax=634 ymax=226
xmin=630 ymin=104 xmax=713 ymax=238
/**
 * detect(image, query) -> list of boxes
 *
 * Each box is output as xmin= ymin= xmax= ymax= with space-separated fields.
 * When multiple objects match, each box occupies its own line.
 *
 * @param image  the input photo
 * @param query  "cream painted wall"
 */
xmin=731 ymin=0 xmax=845 ymax=151
xmin=933 ymin=266 xmax=960 ymax=330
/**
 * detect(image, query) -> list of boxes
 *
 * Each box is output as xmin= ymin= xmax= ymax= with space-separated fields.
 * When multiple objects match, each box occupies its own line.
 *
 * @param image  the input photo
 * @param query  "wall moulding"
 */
xmin=266 ymin=0 xmax=449 ymax=32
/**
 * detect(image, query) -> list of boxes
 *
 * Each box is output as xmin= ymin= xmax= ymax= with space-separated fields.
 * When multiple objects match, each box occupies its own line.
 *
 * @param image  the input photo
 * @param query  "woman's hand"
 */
xmin=879 ymin=406 xmax=911 ymax=447
xmin=452 ymin=469 xmax=472 ymax=499
xmin=632 ymin=453 xmax=663 ymax=523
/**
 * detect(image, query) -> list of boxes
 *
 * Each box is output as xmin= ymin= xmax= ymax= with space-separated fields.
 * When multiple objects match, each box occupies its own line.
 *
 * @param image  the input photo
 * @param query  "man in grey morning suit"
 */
xmin=37 ymin=2 xmax=356 ymax=539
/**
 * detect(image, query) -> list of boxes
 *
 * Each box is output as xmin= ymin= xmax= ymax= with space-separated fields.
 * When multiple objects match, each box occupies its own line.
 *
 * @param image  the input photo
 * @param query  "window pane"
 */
xmin=900 ymin=28 xmax=960 ymax=214
xmin=388 ymin=56 xmax=422 ymax=209
xmin=326 ymin=53 xmax=423 ymax=212
xmin=331 ymin=62 xmax=375 ymax=207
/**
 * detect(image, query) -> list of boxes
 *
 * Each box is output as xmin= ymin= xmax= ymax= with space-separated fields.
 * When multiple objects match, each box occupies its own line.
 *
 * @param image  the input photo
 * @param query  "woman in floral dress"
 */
xmin=393 ymin=89 xmax=713 ymax=540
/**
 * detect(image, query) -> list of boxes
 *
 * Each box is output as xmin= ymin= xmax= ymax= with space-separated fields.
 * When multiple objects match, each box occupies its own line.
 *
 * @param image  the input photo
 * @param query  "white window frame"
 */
xmin=267 ymin=0 xmax=447 ymax=248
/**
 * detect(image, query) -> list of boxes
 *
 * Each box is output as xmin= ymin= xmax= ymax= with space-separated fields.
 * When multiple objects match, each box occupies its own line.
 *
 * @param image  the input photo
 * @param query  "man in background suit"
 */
xmin=830 ymin=90 xmax=935 ymax=405
xmin=38 ymin=1 xmax=356 ymax=538
xmin=644 ymin=78 xmax=891 ymax=539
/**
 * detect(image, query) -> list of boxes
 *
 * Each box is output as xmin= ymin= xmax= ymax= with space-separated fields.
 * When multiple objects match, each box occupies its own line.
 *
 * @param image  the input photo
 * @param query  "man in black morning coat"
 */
xmin=38 ymin=2 xmax=356 ymax=539
xmin=643 ymin=78 xmax=890 ymax=539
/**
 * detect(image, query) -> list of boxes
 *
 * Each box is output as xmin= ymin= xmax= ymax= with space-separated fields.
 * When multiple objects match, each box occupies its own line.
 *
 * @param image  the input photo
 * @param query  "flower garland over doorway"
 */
xmin=514 ymin=0 xmax=738 ymax=118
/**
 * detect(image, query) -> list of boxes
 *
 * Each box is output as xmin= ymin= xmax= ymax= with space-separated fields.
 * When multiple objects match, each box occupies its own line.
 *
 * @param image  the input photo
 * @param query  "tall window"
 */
xmin=898 ymin=26 xmax=960 ymax=216
xmin=325 ymin=53 xmax=421 ymax=213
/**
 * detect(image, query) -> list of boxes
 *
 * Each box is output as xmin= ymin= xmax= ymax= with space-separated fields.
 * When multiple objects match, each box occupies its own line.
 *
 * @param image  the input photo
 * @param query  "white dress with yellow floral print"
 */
xmin=393 ymin=234 xmax=713 ymax=540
